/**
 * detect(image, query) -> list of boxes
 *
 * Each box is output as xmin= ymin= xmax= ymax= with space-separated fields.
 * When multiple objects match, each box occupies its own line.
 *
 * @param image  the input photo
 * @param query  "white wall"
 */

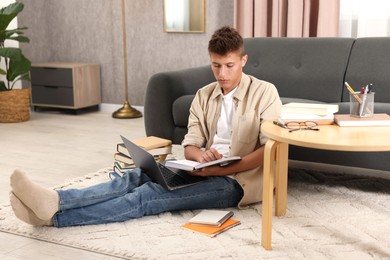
xmin=17 ymin=0 xmax=234 ymax=105
xmin=340 ymin=0 xmax=390 ymax=37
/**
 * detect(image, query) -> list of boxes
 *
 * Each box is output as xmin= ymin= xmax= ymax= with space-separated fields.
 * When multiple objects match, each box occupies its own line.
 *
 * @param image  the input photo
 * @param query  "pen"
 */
xmin=345 ymin=82 xmax=372 ymax=115
xmin=273 ymin=119 xmax=287 ymax=129
xmin=366 ymin=83 xmax=373 ymax=93
xmin=361 ymin=84 xmax=374 ymax=116
xmin=345 ymin=82 xmax=362 ymax=104
xmin=359 ymin=90 xmax=367 ymax=116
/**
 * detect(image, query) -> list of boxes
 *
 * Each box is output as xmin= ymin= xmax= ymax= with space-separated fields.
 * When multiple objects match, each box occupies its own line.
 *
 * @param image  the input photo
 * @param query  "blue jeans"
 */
xmin=53 ymin=168 xmax=243 ymax=227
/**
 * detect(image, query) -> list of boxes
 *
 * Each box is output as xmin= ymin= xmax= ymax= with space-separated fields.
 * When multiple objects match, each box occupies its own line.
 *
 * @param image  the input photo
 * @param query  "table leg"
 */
xmin=261 ymin=139 xmax=278 ymax=250
xmin=275 ymin=143 xmax=288 ymax=216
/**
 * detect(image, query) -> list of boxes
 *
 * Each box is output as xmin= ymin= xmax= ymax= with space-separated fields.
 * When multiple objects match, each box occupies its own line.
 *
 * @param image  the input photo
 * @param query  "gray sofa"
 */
xmin=144 ymin=37 xmax=390 ymax=172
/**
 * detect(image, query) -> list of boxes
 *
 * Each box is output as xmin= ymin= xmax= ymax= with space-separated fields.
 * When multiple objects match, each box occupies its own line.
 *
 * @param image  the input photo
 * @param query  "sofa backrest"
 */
xmin=243 ymin=37 xmax=355 ymax=103
xmin=144 ymin=65 xmax=214 ymax=143
xmin=343 ymin=37 xmax=390 ymax=103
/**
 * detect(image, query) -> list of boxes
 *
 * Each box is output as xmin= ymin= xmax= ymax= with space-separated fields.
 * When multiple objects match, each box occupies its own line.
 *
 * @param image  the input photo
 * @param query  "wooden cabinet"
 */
xmin=30 ymin=62 xmax=101 ymax=109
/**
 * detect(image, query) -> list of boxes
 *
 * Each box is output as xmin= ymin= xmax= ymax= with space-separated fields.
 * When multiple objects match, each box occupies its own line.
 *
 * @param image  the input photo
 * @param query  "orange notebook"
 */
xmin=181 ymin=219 xmax=241 ymax=237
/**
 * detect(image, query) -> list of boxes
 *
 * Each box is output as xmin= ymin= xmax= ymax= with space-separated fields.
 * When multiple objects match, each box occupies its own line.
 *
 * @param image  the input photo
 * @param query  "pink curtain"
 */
xmin=234 ymin=0 xmax=340 ymax=38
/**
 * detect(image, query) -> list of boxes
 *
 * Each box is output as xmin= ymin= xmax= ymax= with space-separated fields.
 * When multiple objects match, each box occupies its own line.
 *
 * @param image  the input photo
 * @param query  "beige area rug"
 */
xmin=1 ymin=161 xmax=390 ymax=259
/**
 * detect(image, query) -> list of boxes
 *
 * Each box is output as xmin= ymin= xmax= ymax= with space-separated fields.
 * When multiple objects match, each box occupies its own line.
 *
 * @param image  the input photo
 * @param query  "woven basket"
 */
xmin=0 ymin=88 xmax=31 ymax=123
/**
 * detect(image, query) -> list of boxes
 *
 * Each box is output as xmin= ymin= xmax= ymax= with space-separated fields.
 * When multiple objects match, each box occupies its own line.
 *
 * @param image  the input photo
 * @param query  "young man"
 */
xmin=9 ymin=26 xmax=282 ymax=227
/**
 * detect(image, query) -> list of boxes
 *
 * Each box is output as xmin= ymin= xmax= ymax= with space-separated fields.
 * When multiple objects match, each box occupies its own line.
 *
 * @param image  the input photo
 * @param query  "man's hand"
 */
xmin=185 ymin=145 xmax=265 ymax=177
xmin=188 ymin=165 xmax=226 ymax=177
xmin=199 ymin=148 xmax=223 ymax=163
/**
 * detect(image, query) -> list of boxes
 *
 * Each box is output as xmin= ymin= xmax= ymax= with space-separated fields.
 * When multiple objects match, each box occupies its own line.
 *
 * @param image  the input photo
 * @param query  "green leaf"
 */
xmin=0 ymin=81 xmax=7 ymax=91
xmin=0 ymin=2 xmax=30 ymax=91
xmin=2 ymin=27 xmax=29 ymax=44
xmin=8 ymin=53 xmax=31 ymax=82
xmin=9 ymin=35 xmax=30 ymax=43
xmin=10 ymin=73 xmax=30 ymax=89
xmin=0 ymin=47 xmax=23 ymax=60
xmin=0 ymin=3 xmax=24 ymax=32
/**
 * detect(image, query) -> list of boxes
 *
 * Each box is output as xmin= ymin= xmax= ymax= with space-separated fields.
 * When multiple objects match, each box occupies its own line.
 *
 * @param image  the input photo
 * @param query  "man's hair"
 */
xmin=208 ymin=26 xmax=244 ymax=56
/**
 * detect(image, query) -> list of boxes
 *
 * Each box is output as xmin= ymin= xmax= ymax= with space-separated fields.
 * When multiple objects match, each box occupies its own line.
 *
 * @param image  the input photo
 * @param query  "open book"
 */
xmin=164 ymin=156 xmax=241 ymax=171
xmin=188 ymin=210 xmax=234 ymax=226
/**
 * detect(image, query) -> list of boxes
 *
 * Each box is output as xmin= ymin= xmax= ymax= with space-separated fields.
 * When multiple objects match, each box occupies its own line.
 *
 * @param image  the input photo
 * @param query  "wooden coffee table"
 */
xmin=260 ymin=120 xmax=390 ymax=250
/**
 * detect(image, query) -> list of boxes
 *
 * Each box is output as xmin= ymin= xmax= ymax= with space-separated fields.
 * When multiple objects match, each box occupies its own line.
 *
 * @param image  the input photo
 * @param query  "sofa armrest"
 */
xmin=144 ymin=65 xmax=214 ymax=144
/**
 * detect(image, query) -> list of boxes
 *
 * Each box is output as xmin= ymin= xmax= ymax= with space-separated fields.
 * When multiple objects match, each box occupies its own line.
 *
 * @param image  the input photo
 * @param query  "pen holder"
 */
xmin=349 ymin=92 xmax=375 ymax=118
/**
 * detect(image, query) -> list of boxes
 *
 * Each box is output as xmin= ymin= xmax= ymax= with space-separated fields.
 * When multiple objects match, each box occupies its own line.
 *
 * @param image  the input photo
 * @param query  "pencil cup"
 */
xmin=349 ymin=92 xmax=374 ymax=118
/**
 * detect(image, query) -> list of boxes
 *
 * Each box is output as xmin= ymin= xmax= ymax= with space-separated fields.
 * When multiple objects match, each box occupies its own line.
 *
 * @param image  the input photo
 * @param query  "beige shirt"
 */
xmin=182 ymin=73 xmax=282 ymax=208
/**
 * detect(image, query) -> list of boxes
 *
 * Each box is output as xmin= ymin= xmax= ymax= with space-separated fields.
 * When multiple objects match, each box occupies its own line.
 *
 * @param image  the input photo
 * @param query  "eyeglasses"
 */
xmin=273 ymin=120 xmax=319 ymax=132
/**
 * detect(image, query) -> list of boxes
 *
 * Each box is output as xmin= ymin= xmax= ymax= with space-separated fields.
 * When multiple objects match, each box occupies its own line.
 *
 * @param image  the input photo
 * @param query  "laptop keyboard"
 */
xmin=158 ymin=165 xmax=189 ymax=186
xmin=158 ymin=164 xmax=203 ymax=187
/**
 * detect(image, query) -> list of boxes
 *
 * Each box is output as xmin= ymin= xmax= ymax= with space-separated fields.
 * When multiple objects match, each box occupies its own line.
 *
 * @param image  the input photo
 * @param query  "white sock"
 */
xmin=10 ymin=169 xmax=59 ymax=220
xmin=10 ymin=192 xmax=53 ymax=226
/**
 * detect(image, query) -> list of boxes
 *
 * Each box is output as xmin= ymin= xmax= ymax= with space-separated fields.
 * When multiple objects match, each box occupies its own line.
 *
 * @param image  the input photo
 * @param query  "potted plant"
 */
xmin=0 ymin=2 xmax=31 ymax=122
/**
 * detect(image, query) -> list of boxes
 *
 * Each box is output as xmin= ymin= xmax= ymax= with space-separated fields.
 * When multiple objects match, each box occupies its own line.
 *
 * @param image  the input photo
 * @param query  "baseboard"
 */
xmin=289 ymin=160 xmax=390 ymax=180
xmin=100 ymin=103 xmax=144 ymax=115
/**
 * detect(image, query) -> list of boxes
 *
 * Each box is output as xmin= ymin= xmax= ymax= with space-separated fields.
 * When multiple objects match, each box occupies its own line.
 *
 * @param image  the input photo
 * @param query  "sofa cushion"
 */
xmin=172 ymin=95 xmax=194 ymax=127
xmin=243 ymin=37 xmax=355 ymax=103
xmin=343 ymin=37 xmax=390 ymax=105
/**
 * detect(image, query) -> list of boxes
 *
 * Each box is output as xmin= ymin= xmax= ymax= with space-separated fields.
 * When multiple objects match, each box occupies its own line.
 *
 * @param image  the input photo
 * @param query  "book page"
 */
xmin=166 ymin=159 xmax=199 ymax=170
xmin=189 ymin=210 xmax=233 ymax=226
xmin=165 ymin=156 xmax=241 ymax=171
xmin=194 ymin=156 xmax=241 ymax=169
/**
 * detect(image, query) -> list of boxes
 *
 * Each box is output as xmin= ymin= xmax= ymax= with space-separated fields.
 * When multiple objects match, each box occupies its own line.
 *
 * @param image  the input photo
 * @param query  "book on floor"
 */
xmin=114 ymin=153 xmax=134 ymax=165
xmin=112 ymin=160 xmax=136 ymax=177
xmin=334 ymin=113 xmax=390 ymax=126
xmin=132 ymin=136 xmax=172 ymax=150
xmin=181 ymin=218 xmax=241 ymax=237
xmin=114 ymin=153 xmax=161 ymax=165
xmin=188 ymin=209 xmax=234 ymax=226
xmin=115 ymin=136 xmax=172 ymax=165
xmin=112 ymin=165 xmax=125 ymax=177
xmin=115 ymin=160 xmax=135 ymax=169
xmin=165 ymin=156 xmax=241 ymax=171
xmin=114 ymin=161 xmax=135 ymax=171
xmin=117 ymin=143 xmax=172 ymax=157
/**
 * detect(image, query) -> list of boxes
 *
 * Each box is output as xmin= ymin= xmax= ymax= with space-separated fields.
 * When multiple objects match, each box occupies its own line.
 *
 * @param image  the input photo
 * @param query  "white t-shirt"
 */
xmin=210 ymin=87 xmax=237 ymax=156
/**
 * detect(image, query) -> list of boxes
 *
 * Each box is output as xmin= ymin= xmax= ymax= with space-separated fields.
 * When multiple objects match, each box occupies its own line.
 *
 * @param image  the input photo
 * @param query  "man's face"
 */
xmin=209 ymin=51 xmax=247 ymax=94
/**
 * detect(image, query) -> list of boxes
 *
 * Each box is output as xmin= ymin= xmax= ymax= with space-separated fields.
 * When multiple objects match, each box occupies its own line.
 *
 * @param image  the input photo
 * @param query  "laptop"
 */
xmin=120 ymin=135 xmax=207 ymax=191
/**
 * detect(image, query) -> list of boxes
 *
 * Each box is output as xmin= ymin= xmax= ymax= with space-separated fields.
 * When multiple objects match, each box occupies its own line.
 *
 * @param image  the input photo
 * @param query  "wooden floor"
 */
xmin=0 ymin=109 xmax=145 ymax=259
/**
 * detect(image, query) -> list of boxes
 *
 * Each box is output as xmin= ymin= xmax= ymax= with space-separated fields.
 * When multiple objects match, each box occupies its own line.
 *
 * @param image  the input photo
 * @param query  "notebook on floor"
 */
xmin=120 ymin=136 xmax=207 ymax=191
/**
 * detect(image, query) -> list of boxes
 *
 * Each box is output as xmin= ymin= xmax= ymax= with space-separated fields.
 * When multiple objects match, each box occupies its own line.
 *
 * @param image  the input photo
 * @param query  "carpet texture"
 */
xmin=1 ymin=165 xmax=390 ymax=259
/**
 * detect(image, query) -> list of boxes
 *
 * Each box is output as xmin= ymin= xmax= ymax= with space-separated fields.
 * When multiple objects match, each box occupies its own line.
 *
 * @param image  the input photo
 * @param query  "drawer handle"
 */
xmin=43 ymin=85 xmax=59 ymax=89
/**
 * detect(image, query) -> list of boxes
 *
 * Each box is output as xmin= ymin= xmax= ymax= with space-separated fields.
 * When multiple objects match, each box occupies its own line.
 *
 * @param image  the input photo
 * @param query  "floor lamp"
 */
xmin=112 ymin=0 xmax=142 ymax=119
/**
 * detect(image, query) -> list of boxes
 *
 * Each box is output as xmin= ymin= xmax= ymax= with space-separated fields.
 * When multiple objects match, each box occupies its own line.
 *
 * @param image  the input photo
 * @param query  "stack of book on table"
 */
xmin=114 ymin=136 xmax=172 ymax=175
xmin=334 ymin=113 xmax=390 ymax=126
xmin=181 ymin=209 xmax=240 ymax=237
xmin=279 ymin=102 xmax=339 ymax=125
